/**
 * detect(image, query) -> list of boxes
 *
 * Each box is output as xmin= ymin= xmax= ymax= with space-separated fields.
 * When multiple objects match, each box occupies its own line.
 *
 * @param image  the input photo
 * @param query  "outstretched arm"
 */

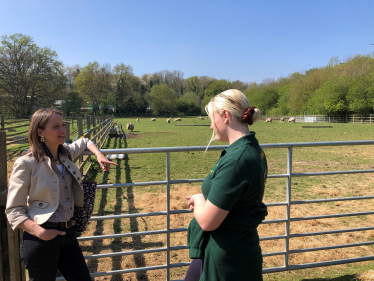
xmin=87 ymin=143 xmax=118 ymax=172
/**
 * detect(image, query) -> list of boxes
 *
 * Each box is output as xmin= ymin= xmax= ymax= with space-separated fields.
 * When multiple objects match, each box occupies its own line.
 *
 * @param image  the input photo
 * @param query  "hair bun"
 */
xmin=242 ymin=106 xmax=256 ymax=125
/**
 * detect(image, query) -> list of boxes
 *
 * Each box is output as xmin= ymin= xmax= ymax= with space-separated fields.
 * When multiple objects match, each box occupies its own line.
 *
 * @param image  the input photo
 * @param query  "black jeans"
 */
xmin=20 ymin=224 xmax=91 ymax=281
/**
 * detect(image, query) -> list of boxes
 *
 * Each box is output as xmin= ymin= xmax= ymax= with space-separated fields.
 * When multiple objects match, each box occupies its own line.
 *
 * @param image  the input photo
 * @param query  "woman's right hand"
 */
xmin=38 ymin=229 xmax=66 ymax=241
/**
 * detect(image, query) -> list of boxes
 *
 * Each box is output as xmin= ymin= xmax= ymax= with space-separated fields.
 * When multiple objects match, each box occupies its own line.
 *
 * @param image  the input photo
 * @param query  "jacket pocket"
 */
xmin=32 ymin=201 xmax=49 ymax=209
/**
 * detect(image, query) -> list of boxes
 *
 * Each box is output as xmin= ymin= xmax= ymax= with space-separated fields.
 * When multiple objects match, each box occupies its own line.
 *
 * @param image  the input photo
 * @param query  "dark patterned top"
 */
xmin=48 ymin=162 xmax=74 ymax=222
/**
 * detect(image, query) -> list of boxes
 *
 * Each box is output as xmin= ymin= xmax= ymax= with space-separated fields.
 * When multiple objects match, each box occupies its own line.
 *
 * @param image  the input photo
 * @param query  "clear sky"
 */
xmin=1 ymin=0 xmax=374 ymax=83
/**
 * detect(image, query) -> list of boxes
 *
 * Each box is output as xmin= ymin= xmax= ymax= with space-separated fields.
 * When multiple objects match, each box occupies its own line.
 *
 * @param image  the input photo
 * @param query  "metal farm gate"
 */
xmin=55 ymin=140 xmax=374 ymax=281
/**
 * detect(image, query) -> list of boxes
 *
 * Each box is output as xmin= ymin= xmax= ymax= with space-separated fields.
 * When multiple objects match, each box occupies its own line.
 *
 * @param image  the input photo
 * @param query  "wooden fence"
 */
xmin=261 ymin=114 xmax=374 ymax=123
xmin=0 ymin=116 xmax=114 ymax=281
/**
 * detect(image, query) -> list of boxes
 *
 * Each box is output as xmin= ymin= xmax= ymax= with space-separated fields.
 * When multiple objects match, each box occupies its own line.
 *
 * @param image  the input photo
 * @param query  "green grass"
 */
xmin=7 ymin=117 xmax=374 ymax=280
xmin=78 ymin=117 xmax=374 ymax=280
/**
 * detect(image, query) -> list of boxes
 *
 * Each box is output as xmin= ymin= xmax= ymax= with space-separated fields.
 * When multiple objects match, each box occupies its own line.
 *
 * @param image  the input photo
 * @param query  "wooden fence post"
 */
xmin=92 ymin=116 xmax=96 ymax=138
xmin=77 ymin=118 xmax=83 ymax=174
xmin=0 ymin=131 xmax=7 ymax=281
xmin=1 ymin=116 xmax=4 ymax=131
xmin=65 ymin=121 xmax=70 ymax=143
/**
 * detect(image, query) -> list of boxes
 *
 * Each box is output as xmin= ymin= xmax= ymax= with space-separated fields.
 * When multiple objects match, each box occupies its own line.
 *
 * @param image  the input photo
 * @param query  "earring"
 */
xmin=40 ymin=136 xmax=45 ymax=142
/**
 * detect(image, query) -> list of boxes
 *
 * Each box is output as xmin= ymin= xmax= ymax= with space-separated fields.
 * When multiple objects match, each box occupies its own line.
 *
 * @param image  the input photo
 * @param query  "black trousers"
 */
xmin=20 ymin=224 xmax=91 ymax=281
xmin=184 ymin=259 xmax=203 ymax=281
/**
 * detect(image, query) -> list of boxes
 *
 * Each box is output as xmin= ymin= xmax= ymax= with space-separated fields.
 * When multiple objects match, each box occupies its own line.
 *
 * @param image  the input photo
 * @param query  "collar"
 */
xmin=220 ymin=132 xmax=257 ymax=157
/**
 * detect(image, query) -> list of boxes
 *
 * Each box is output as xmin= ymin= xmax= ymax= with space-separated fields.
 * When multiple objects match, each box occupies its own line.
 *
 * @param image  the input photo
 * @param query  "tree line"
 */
xmin=1 ymin=34 xmax=373 ymax=118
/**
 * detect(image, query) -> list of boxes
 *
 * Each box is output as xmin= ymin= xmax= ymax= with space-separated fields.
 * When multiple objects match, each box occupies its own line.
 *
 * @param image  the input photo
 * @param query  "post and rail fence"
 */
xmin=261 ymin=114 xmax=374 ymax=124
xmin=1 ymin=120 xmax=374 ymax=279
xmin=0 ymin=116 xmax=113 ymax=281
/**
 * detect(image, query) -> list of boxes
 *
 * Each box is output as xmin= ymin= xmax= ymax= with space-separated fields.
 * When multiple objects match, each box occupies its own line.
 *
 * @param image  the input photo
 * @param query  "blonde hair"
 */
xmin=205 ymin=89 xmax=260 ymax=149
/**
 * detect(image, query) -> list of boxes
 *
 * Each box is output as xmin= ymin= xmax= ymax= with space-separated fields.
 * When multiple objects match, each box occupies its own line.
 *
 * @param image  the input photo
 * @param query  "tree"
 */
xmin=75 ymin=62 xmax=112 ymax=115
xmin=113 ymin=63 xmax=145 ymax=115
xmin=201 ymin=79 xmax=232 ymax=111
xmin=146 ymin=84 xmax=178 ymax=116
xmin=0 ymin=33 xmax=66 ymax=117
xmin=61 ymin=91 xmax=84 ymax=116
xmin=178 ymin=92 xmax=201 ymax=115
xmin=185 ymin=76 xmax=201 ymax=94
xmin=347 ymin=73 xmax=374 ymax=114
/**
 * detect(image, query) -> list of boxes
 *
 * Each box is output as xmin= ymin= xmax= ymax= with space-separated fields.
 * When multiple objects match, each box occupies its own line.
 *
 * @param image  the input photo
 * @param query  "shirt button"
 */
xmin=65 ymin=186 xmax=68 ymax=189
xmin=70 ymin=207 xmax=72 ymax=210
xmin=67 ymin=166 xmax=70 ymax=169
xmin=73 ymin=171 xmax=76 ymax=174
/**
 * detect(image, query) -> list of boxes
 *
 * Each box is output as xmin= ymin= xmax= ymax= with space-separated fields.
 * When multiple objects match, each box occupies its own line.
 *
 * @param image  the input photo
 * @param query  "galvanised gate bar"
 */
xmin=57 ymin=140 xmax=374 ymax=281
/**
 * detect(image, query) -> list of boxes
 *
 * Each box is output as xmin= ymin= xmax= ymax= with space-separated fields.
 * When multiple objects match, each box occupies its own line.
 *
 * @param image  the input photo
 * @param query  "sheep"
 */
xmin=279 ymin=118 xmax=285 ymax=123
xmin=174 ymin=117 xmax=181 ymax=122
xmin=167 ymin=118 xmax=171 ymax=124
xmin=265 ymin=118 xmax=272 ymax=123
xmin=127 ymin=123 xmax=134 ymax=132
xmin=151 ymin=118 xmax=156 ymax=121
xmin=288 ymin=117 xmax=296 ymax=122
xmin=205 ymin=116 xmax=209 ymax=119
xmin=198 ymin=116 xmax=205 ymax=120
xmin=136 ymin=118 xmax=139 ymax=122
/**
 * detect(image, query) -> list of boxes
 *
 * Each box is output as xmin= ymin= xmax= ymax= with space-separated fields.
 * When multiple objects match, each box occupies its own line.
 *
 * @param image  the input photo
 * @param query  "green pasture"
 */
xmin=6 ymin=117 xmax=374 ymax=280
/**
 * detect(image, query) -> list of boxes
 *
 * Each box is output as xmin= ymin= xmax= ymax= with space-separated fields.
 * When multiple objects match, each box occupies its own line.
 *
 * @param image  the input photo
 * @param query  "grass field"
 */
xmin=6 ymin=117 xmax=374 ymax=280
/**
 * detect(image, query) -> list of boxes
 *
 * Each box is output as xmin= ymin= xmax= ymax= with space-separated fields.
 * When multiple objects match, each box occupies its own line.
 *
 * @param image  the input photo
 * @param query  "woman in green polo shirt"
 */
xmin=184 ymin=89 xmax=268 ymax=281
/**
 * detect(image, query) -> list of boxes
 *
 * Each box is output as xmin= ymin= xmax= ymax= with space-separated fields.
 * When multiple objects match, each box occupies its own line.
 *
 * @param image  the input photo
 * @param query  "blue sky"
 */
xmin=1 ymin=0 xmax=374 ymax=83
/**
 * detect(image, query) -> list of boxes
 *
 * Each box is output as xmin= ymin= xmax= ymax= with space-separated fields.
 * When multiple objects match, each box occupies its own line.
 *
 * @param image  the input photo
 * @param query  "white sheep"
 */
xmin=136 ymin=118 xmax=139 ymax=122
xmin=288 ymin=117 xmax=296 ymax=122
xmin=127 ymin=122 xmax=134 ymax=132
xmin=265 ymin=118 xmax=272 ymax=123
xmin=167 ymin=118 xmax=171 ymax=124
xmin=279 ymin=118 xmax=284 ymax=123
xmin=151 ymin=118 xmax=156 ymax=121
xmin=198 ymin=116 xmax=205 ymax=120
xmin=174 ymin=117 xmax=181 ymax=122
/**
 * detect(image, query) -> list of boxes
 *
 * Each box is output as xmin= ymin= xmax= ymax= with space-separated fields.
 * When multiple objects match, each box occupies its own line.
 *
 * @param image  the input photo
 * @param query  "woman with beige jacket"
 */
xmin=6 ymin=108 xmax=117 ymax=281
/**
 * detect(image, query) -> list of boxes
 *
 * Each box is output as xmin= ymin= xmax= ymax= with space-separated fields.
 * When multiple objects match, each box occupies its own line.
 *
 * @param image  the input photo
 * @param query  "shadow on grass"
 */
xmin=301 ymin=274 xmax=357 ymax=281
xmin=86 ymin=126 xmax=162 ymax=280
xmin=86 ymin=136 xmax=112 ymax=275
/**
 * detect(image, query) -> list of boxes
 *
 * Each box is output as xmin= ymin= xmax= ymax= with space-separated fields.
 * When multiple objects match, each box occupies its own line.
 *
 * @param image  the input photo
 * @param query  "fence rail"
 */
xmin=0 ymin=115 xmax=114 ymax=281
xmin=261 ymin=114 xmax=374 ymax=123
xmin=2 ymin=138 xmax=374 ymax=280
xmin=57 ymin=140 xmax=374 ymax=280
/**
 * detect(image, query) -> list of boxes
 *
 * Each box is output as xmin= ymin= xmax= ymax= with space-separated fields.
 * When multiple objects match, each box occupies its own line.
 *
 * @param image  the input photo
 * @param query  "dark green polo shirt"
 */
xmin=203 ymin=132 xmax=267 ymax=215
xmin=187 ymin=132 xmax=268 ymax=281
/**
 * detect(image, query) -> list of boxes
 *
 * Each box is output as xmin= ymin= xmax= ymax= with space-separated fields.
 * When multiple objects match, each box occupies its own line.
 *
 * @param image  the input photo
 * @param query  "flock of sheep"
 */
xmin=126 ymin=116 xmax=208 ymax=132
xmin=126 ymin=116 xmax=294 ymax=132
xmin=265 ymin=117 xmax=296 ymax=123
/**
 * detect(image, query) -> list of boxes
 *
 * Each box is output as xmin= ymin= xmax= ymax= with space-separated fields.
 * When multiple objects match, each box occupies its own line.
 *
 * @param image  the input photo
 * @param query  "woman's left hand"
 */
xmin=186 ymin=194 xmax=204 ymax=210
xmin=97 ymin=154 xmax=118 ymax=172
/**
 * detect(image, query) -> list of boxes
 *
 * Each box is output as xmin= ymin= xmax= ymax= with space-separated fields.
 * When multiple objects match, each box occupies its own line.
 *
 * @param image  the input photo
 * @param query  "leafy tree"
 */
xmin=178 ymin=92 xmax=201 ymax=115
xmin=186 ymin=76 xmax=201 ymax=94
xmin=146 ymin=84 xmax=178 ymax=116
xmin=308 ymin=74 xmax=351 ymax=115
xmin=75 ymin=62 xmax=111 ymax=115
xmin=61 ymin=91 xmax=84 ymax=116
xmin=201 ymin=79 xmax=232 ymax=111
xmin=244 ymin=83 xmax=279 ymax=115
xmin=0 ymin=33 xmax=66 ymax=117
xmin=113 ymin=63 xmax=136 ymax=113
xmin=231 ymin=80 xmax=249 ymax=92
xmin=346 ymin=73 xmax=374 ymax=114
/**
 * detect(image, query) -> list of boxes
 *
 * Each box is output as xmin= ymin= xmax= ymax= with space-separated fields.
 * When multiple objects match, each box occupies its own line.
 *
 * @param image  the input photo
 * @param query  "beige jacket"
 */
xmin=6 ymin=138 xmax=92 ymax=230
